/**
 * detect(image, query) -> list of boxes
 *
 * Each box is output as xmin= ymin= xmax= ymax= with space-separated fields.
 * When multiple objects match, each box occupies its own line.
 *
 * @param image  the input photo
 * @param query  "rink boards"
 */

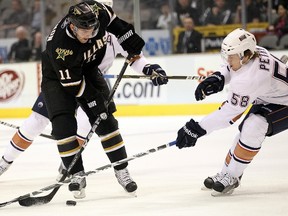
xmin=0 ymin=51 xmax=286 ymax=118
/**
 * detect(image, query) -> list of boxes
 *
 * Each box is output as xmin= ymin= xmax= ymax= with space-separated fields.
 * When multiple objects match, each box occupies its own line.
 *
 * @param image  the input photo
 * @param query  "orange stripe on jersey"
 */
xmin=231 ymin=111 xmax=245 ymax=123
xmin=12 ymin=131 xmax=32 ymax=150
xmin=220 ymin=101 xmax=245 ymax=124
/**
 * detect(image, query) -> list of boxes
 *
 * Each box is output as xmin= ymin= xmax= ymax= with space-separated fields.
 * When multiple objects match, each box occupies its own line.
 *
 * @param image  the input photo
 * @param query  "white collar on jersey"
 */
xmin=66 ymin=27 xmax=76 ymax=40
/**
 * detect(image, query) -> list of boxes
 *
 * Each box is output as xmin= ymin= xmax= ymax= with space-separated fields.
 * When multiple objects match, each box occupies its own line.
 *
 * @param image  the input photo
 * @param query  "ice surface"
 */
xmin=0 ymin=116 xmax=287 ymax=216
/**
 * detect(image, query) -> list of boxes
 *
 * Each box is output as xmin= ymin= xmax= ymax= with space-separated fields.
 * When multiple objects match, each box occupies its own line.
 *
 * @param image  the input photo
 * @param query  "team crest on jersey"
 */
xmin=55 ymin=48 xmax=73 ymax=61
xmin=90 ymin=3 xmax=102 ymax=16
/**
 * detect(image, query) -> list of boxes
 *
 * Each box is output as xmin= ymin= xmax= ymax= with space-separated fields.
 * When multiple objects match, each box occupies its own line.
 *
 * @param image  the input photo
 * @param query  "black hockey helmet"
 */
xmin=68 ymin=2 xmax=100 ymax=30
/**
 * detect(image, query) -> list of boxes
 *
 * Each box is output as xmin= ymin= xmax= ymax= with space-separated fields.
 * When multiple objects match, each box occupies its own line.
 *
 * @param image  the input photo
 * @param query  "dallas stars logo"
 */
xmin=72 ymin=8 xmax=81 ymax=15
xmin=55 ymin=48 xmax=73 ymax=61
xmin=90 ymin=3 xmax=102 ymax=16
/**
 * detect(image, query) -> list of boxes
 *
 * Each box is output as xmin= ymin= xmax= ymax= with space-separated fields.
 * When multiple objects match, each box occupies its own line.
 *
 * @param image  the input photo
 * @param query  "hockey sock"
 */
xmin=57 ymin=137 xmax=84 ymax=174
xmin=100 ymin=130 xmax=127 ymax=170
xmin=221 ymin=133 xmax=240 ymax=174
xmin=3 ymin=130 xmax=32 ymax=162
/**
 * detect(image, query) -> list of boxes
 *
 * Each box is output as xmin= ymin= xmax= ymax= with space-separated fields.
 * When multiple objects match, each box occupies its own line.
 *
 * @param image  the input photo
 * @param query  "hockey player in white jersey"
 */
xmin=0 ymin=2 xmax=168 ymax=199
xmin=175 ymin=28 xmax=288 ymax=195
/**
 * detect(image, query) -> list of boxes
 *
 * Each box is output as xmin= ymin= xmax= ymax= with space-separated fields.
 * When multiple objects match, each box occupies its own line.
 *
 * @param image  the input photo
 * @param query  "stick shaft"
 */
xmin=0 ymin=140 xmax=175 ymax=207
xmin=104 ymin=74 xmax=205 ymax=80
xmin=0 ymin=120 xmax=54 ymax=140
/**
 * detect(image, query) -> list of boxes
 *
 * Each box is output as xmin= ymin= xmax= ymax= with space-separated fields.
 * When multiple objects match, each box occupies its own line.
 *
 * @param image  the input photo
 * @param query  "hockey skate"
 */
xmin=56 ymin=162 xmax=71 ymax=182
xmin=68 ymin=171 xmax=86 ymax=199
xmin=202 ymin=172 xmax=225 ymax=190
xmin=114 ymin=168 xmax=137 ymax=195
xmin=0 ymin=156 xmax=12 ymax=176
xmin=211 ymin=173 xmax=241 ymax=196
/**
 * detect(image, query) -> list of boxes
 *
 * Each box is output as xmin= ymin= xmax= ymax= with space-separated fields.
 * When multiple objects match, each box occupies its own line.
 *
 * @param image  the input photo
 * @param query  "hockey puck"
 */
xmin=66 ymin=200 xmax=77 ymax=206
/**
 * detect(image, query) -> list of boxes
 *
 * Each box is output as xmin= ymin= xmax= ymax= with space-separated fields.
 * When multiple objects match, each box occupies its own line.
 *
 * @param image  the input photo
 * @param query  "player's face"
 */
xmin=75 ymin=28 xmax=94 ymax=43
xmin=227 ymin=54 xmax=242 ymax=71
xmin=70 ymin=24 xmax=94 ymax=43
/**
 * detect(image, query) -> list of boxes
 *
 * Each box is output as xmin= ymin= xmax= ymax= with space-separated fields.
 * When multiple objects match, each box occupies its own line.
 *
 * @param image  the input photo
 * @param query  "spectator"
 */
xmin=139 ymin=2 xmax=156 ymax=29
xmin=30 ymin=0 xmax=41 ymax=35
xmin=0 ymin=0 xmax=30 ymax=38
xmin=30 ymin=31 xmax=42 ymax=61
xmin=201 ymin=0 xmax=233 ymax=26
xmin=175 ymin=0 xmax=200 ymax=26
xmin=45 ymin=0 xmax=57 ymax=26
xmin=267 ymin=3 xmax=288 ymax=40
xmin=8 ymin=26 xmax=31 ymax=63
xmin=156 ymin=3 xmax=177 ymax=29
xmin=176 ymin=17 xmax=202 ymax=53
xmin=256 ymin=0 xmax=268 ymax=22
xmin=234 ymin=0 xmax=262 ymax=24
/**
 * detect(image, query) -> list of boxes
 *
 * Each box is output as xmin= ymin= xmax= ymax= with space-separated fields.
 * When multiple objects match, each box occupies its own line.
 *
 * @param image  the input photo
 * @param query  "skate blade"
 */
xmin=201 ymin=186 xmax=212 ymax=191
xmin=211 ymin=188 xmax=235 ymax=197
xmin=72 ymin=189 xmax=86 ymax=199
xmin=127 ymin=191 xmax=137 ymax=197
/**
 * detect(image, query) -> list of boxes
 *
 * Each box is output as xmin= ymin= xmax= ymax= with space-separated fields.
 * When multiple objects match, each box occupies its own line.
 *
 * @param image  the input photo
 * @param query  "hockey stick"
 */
xmin=85 ymin=140 xmax=176 ymax=176
xmin=104 ymin=74 xmax=206 ymax=80
xmin=280 ymin=54 xmax=288 ymax=64
xmin=17 ymin=55 xmax=139 ymax=207
xmin=0 ymin=120 xmax=54 ymax=140
xmin=0 ymin=140 xmax=176 ymax=208
xmin=103 ymin=54 xmax=288 ymax=81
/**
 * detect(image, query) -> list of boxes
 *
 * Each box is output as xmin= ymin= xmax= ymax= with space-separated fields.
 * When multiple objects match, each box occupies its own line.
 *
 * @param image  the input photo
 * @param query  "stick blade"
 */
xmin=0 ymin=201 xmax=10 ymax=208
xmin=18 ymin=196 xmax=52 ymax=207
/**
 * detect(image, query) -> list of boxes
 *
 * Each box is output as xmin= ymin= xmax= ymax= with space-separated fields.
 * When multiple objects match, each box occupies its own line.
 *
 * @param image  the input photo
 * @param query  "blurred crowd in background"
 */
xmin=0 ymin=0 xmax=287 ymax=63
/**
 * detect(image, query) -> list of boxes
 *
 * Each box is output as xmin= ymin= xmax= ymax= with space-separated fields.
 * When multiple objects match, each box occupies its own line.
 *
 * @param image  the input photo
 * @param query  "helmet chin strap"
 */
xmin=71 ymin=25 xmax=78 ymax=36
xmin=239 ymin=53 xmax=245 ymax=65
xmin=240 ymin=53 xmax=255 ymax=65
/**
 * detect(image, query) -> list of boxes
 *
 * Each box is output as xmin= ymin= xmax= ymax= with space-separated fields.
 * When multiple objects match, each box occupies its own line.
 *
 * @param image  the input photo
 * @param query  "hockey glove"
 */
xmin=195 ymin=72 xmax=225 ymax=101
xmin=118 ymin=24 xmax=145 ymax=55
xmin=176 ymin=119 xmax=206 ymax=149
xmin=86 ymin=94 xmax=108 ymax=120
xmin=142 ymin=64 xmax=168 ymax=86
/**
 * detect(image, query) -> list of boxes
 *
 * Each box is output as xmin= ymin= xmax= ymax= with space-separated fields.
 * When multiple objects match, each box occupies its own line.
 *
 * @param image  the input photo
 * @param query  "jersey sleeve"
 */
xmin=218 ymin=64 xmax=231 ymax=85
xmin=199 ymin=76 xmax=261 ymax=134
xmin=199 ymin=100 xmax=247 ymax=134
xmin=130 ymin=54 xmax=149 ymax=73
xmin=111 ymin=32 xmax=149 ymax=73
xmin=106 ymin=16 xmax=131 ymax=37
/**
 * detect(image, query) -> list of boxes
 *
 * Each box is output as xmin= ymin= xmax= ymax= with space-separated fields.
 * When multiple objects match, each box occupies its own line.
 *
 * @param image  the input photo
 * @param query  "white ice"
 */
xmin=0 ymin=116 xmax=287 ymax=216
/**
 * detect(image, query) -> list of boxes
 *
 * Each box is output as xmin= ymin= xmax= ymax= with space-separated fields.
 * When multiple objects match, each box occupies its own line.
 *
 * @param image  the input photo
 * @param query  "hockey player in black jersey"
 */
xmin=41 ymin=1 xmax=168 ymax=199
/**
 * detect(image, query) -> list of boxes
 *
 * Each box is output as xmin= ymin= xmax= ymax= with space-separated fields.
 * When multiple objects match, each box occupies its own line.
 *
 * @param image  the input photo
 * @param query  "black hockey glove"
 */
xmin=142 ymin=64 xmax=168 ymax=86
xmin=118 ymin=24 xmax=145 ymax=55
xmin=176 ymin=119 xmax=207 ymax=149
xmin=86 ymin=94 xmax=108 ymax=120
xmin=195 ymin=72 xmax=225 ymax=101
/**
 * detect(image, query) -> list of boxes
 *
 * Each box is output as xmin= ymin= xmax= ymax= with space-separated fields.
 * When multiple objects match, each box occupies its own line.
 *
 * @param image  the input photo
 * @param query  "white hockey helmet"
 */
xmin=221 ymin=28 xmax=256 ymax=60
xmin=96 ymin=0 xmax=113 ymax=7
